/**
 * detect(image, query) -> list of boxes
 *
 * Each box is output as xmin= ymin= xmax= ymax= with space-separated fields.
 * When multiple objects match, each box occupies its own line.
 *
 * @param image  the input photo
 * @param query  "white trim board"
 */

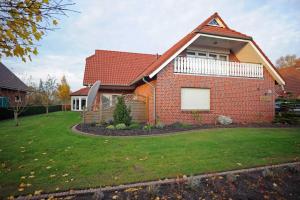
xmin=149 ymin=33 xmax=285 ymax=85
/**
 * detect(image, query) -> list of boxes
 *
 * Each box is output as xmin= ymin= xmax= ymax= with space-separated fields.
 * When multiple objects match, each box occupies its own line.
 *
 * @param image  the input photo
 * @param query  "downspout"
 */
xmin=142 ymin=77 xmax=156 ymax=124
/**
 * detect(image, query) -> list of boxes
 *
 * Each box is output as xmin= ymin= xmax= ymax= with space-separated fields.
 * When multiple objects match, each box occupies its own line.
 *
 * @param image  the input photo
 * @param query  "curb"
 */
xmin=16 ymin=161 xmax=300 ymax=200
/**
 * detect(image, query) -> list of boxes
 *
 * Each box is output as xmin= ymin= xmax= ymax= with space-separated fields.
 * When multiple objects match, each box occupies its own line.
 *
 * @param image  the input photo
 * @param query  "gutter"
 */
xmin=142 ymin=77 xmax=156 ymax=124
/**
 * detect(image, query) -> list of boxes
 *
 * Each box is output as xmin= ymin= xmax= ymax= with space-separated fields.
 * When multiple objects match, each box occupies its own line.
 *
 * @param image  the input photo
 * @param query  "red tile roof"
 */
xmin=198 ymin=25 xmax=251 ymax=40
xmin=278 ymin=62 xmax=300 ymax=98
xmin=70 ymin=87 xmax=89 ymax=96
xmin=83 ymin=50 xmax=157 ymax=86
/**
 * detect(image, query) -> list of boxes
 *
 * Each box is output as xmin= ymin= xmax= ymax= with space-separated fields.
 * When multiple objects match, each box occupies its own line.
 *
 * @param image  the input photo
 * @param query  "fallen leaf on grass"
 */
xmin=0 ymin=149 xmax=2 ymax=152
xmin=42 ymin=152 xmax=47 ymax=155
xmin=34 ymin=158 xmax=38 ymax=161
xmin=55 ymin=187 xmax=60 ymax=191
xmin=236 ymin=163 xmax=242 ymax=166
xmin=139 ymin=156 xmax=148 ymax=161
xmin=34 ymin=190 xmax=43 ymax=195
xmin=18 ymin=188 xmax=24 ymax=192
xmin=125 ymin=188 xmax=140 ymax=192
xmin=19 ymin=183 xmax=26 ymax=187
xmin=20 ymin=176 xmax=26 ymax=179
xmin=49 ymin=174 xmax=56 ymax=178
xmin=26 ymin=183 xmax=32 ymax=187
xmin=30 ymin=171 xmax=35 ymax=175
xmin=62 ymin=173 xmax=69 ymax=177
xmin=46 ymin=166 xmax=52 ymax=169
xmin=20 ymin=147 xmax=25 ymax=149
xmin=28 ymin=175 xmax=35 ymax=179
xmin=21 ymin=150 xmax=26 ymax=153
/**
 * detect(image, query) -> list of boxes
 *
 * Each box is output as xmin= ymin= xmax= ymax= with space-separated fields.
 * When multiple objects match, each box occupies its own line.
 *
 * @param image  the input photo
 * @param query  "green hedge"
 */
xmin=0 ymin=105 xmax=62 ymax=120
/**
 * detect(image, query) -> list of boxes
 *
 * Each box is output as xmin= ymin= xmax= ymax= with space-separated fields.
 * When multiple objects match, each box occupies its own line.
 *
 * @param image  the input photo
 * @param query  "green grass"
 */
xmin=0 ymin=112 xmax=300 ymax=198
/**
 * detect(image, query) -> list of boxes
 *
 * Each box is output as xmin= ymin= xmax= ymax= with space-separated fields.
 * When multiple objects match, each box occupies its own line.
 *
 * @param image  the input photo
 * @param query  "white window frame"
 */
xmin=71 ymin=96 xmax=87 ymax=111
xmin=181 ymin=88 xmax=210 ymax=111
xmin=101 ymin=93 xmax=121 ymax=109
xmin=186 ymin=50 xmax=228 ymax=61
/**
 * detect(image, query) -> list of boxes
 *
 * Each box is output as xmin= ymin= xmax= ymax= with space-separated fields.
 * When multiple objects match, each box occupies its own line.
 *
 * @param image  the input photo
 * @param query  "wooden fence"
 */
xmin=83 ymin=98 xmax=147 ymax=124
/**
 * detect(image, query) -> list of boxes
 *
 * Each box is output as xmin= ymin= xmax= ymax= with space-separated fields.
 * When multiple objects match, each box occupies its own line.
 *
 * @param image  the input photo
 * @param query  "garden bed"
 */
xmin=70 ymin=163 xmax=300 ymax=200
xmin=75 ymin=122 xmax=300 ymax=136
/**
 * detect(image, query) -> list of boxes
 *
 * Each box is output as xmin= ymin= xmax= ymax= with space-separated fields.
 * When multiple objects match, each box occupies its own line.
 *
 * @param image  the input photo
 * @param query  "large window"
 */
xmin=186 ymin=50 xmax=228 ymax=61
xmin=101 ymin=94 xmax=121 ymax=109
xmin=181 ymin=88 xmax=210 ymax=110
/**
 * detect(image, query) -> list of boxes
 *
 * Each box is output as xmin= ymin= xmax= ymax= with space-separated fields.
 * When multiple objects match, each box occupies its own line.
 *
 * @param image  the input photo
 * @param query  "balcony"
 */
xmin=174 ymin=57 xmax=264 ymax=79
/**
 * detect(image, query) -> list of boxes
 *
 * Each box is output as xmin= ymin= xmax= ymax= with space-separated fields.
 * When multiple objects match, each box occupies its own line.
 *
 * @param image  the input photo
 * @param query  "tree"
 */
xmin=0 ymin=0 xmax=75 ymax=62
xmin=276 ymin=54 xmax=299 ymax=68
xmin=57 ymin=75 xmax=70 ymax=111
xmin=39 ymin=75 xmax=56 ymax=115
xmin=8 ymin=90 xmax=28 ymax=126
xmin=113 ymin=96 xmax=132 ymax=126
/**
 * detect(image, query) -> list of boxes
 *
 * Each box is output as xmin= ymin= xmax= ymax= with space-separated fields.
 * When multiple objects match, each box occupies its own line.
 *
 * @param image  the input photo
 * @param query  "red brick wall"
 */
xmin=0 ymin=88 xmax=26 ymax=107
xmin=155 ymin=62 xmax=276 ymax=124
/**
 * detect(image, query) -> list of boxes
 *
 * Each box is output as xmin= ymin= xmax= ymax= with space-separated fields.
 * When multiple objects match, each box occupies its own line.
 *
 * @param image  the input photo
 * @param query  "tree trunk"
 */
xmin=14 ymin=111 xmax=19 ymax=126
xmin=46 ymin=106 xmax=49 ymax=116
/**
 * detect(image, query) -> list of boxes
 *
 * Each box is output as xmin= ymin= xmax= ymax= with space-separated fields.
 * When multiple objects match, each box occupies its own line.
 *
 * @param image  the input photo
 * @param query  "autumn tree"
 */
xmin=57 ymin=75 xmax=70 ymax=111
xmin=276 ymin=54 xmax=299 ymax=68
xmin=8 ymin=90 xmax=28 ymax=126
xmin=0 ymin=0 xmax=75 ymax=61
xmin=39 ymin=75 xmax=56 ymax=115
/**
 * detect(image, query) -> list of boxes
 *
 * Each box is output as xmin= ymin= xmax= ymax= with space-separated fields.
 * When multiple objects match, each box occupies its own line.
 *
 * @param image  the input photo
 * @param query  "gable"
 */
xmin=142 ymin=13 xmax=285 ymax=86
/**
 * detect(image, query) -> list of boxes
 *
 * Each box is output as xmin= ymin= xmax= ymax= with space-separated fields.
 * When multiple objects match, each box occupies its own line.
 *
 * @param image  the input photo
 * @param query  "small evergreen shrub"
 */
xmin=113 ymin=96 xmax=132 ymax=126
xmin=129 ymin=123 xmax=141 ymax=130
xmin=106 ymin=125 xmax=115 ymax=130
xmin=115 ymin=123 xmax=127 ymax=130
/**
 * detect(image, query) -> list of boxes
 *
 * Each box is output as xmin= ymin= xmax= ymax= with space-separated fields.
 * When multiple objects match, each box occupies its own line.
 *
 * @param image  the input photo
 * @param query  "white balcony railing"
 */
xmin=174 ymin=57 xmax=264 ymax=78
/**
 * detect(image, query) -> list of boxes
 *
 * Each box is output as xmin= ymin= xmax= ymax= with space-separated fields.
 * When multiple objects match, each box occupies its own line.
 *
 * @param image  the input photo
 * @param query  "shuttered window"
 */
xmin=181 ymin=88 xmax=210 ymax=110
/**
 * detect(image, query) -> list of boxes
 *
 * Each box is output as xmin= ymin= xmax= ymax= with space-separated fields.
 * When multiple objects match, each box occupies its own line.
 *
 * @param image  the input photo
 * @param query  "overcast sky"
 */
xmin=2 ymin=0 xmax=300 ymax=91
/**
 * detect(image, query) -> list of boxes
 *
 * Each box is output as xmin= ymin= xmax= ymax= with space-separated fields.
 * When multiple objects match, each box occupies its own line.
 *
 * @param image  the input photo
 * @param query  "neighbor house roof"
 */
xmin=83 ymin=50 xmax=158 ymax=86
xmin=278 ymin=62 xmax=300 ymax=98
xmin=70 ymin=87 xmax=89 ymax=96
xmin=0 ymin=62 xmax=28 ymax=92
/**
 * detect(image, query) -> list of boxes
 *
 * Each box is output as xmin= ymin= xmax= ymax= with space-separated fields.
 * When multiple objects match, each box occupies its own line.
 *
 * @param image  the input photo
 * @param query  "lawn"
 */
xmin=0 ymin=112 xmax=299 ymax=198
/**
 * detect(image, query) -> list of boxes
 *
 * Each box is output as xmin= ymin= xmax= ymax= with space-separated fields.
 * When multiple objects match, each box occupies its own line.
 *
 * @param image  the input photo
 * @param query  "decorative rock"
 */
xmin=217 ymin=115 xmax=233 ymax=125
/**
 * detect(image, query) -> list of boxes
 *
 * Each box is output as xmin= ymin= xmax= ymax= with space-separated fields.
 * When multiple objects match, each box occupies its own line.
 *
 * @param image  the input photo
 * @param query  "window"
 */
xmin=15 ymin=95 xmax=21 ymax=102
xmin=81 ymin=98 xmax=86 ymax=110
xmin=208 ymin=18 xmax=220 ymax=27
xmin=208 ymin=53 xmax=217 ymax=60
xmin=186 ymin=50 xmax=228 ymax=61
xmin=186 ymin=51 xmax=196 ymax=56
xmin=101 ymin=94 xmax=121 ymax=109
xmin=219 ymin=55 xmax=228 ymax=61
xmin=0 ymin=96 xmax=9 ymax=108
xmin=181 ymin=88 xmax=210 ymax=110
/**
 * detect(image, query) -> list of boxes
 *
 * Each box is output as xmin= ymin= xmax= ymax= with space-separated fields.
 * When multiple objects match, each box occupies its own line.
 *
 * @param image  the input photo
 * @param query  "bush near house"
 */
xmin=113 ymin=96 xmax=132 ymax=126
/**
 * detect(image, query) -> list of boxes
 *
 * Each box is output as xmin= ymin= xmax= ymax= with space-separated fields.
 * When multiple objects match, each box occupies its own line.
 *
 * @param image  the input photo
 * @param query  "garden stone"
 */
xmin=217 ymin=115 xmax=233 ymax=125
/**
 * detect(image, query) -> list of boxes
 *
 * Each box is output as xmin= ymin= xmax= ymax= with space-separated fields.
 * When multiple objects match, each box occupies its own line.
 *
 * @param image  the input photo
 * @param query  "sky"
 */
xmin=2 ymin=0 xmax=300 ymax=91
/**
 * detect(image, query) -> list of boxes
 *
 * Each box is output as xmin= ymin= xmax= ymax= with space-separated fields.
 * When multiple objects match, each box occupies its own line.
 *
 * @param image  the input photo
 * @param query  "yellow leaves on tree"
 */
xmin=57 ymin=75 xmax=70 ymax=110
xmin=0 ymin=0 xmax=74 ymax=62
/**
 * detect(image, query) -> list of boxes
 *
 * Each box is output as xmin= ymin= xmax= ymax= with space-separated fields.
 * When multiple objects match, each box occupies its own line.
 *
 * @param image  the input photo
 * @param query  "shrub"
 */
xmin=113 ymin=96 xmax=132 ymax=126
xmin=129 ymin=123 xmax=141 ymax=130
xmin=115 ymin=123 xmax=127 ymax=130
xmin=106 ymin=125 xmax=115 ymax=130
xmin=170 ymin=122 xmax=192 ymax=129
xmin=155 ymin=122 xmax=165 ymax=129
xmin=143 ymin=124 xmax=153 ymax=131
xmin=191 ymin=111 xmax=202 ymax=124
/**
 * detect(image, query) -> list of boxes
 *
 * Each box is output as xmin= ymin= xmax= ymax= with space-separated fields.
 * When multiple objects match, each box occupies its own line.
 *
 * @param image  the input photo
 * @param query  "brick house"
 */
xmin=0 ymin=63 xmax=28 ymax=108
xmin=277 ymin=61 xmax=300 ymax=99
xmin=82 ymin=13 xmax=285 ymax=124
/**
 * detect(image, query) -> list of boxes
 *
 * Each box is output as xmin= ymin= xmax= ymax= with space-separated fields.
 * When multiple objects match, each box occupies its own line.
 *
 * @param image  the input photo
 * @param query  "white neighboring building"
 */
xmin=70 ymin=87 xmax=89 ymax=111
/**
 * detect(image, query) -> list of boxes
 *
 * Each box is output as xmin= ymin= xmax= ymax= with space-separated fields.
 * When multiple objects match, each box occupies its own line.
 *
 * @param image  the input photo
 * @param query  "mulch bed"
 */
xmin=70 ymin=164 xmax=300 ymax=200
xmin=75 ymin=123 xmax=300 ymax=136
